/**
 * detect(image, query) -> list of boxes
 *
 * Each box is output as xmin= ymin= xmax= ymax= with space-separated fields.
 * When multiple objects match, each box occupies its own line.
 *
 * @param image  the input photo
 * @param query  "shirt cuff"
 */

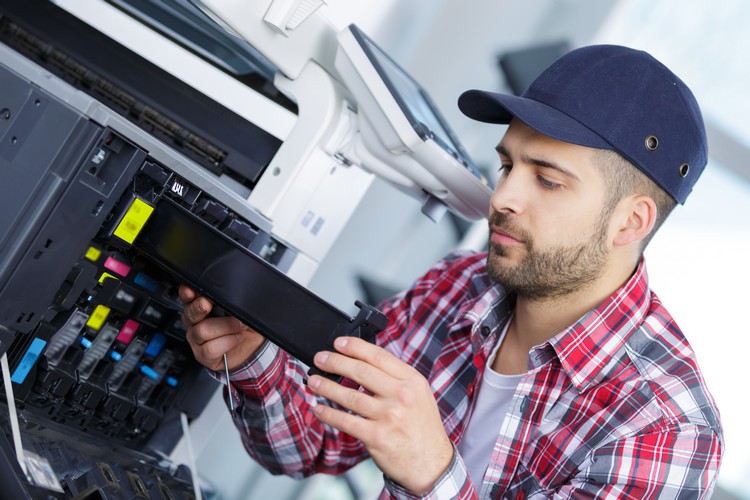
xmin=207 ymin=340 xmax=287 ymax=398
xmin=383 ymin=443 xmax=473 ymax=499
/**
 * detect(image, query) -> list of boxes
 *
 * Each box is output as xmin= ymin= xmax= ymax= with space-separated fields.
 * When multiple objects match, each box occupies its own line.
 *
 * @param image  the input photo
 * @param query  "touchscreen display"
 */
xmin=350 ymin=24 xmax=480 ymax=178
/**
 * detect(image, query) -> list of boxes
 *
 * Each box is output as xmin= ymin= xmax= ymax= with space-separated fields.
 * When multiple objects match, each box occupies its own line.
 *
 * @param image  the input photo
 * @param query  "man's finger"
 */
xmin=181 ymin=295 xmax=214 ymax=326
xmin=308 ymin=374 xmax=379 ymax=419
xmin=313 ymin=350 xmax=395 ymax=396
xmin=185 ymin=316 xmax=243 ymax=346
xmin=332 ymin=337 xmax=415 ymax=380
xmin=190 ymin=330 xmax=246 ymax=371
xmin=312 ymin=403 xmax=371 ymax=442
xmin=178 ymin=284 xmax=197 ymax=303
xmin=196 ymin=332 xmax=241 ymax=362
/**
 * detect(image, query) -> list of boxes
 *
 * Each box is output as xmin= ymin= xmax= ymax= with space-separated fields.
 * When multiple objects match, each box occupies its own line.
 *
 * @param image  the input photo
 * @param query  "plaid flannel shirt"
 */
xmin=222 ymin=251 xmax=723 ymax=499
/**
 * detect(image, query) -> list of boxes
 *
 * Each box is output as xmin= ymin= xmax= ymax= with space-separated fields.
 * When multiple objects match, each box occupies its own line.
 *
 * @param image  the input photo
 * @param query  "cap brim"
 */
xmin=458 ymin=89 xmax=612 ymax=150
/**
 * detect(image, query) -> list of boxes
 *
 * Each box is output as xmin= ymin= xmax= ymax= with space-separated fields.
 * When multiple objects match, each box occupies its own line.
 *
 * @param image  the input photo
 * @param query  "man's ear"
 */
xmin=612 ymin=195 xmax=657 ymax=247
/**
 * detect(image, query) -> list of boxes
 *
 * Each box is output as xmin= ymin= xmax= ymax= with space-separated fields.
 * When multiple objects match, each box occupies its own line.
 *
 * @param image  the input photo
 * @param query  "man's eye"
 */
xmin=538 ymin=176 xmax=561 ymax=190
xmin=499 ymin=164 xmax=512 ymax=175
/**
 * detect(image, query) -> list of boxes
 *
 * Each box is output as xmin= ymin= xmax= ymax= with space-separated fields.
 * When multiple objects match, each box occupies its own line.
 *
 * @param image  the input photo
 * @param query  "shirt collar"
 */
xmin=456 ymin=272 xmax=514 ymax=357
xmin=542 ymin=258 xmax=652 ymax=392
xmin=453 ymin=257 xmax=651 ymax=390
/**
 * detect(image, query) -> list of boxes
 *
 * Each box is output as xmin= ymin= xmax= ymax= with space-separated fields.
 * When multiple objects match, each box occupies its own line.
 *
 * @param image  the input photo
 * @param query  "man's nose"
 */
xmin=490 ymin=169 xmax=527 ymax=216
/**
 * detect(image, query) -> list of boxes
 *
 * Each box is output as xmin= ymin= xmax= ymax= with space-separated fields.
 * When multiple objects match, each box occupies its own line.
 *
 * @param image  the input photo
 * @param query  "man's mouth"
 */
xmin=490 ymin=226 xmax=523 ymax=246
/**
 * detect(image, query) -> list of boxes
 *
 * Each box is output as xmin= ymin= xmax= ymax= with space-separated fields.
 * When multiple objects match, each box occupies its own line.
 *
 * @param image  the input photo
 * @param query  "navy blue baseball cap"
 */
xmin=458 ymin=45 xmax=707 ymax=204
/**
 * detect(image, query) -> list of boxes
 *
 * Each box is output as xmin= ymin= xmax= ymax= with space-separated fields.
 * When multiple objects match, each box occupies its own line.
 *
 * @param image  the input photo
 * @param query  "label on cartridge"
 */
xmin=133 ymin=272 xmax=158 ymax=293
xmin=78 ymin=324 xmax=118 ymax=380
xmin=85 ymin=246 xmax=102 ymax=262
xmin=152 ymin=349 xmax=175 ymax=374
xmin=108 ymin=338 xmax=147 ymax=392
xmin=86 ymin=304 xmax=111 ymax=331
xmin=22 ymin=451 xmax=64 ymax=493
xmin=116 ymin=319 xmax=140 ymax=344
xmin=99 ymin=279 xmax=140 ymax=315
xmin=138 ymin=300 xmax=168 ymax=327
xmin=11 ymin=338 xmax=47 ymax=384
xmin=46 ymin=309 xmax=89 ymax=367
xmin=113 ymin=198 xmax=154 ymax=244
xmin=144 ymin=333 xmax=167 ymax=358
xmin=168 ymin=177 xmax=200 ymax=205
xmin=103 ymin=256 xmax=131 ymax=277
xmin=136 ymin=349 xmax=175 ymax=404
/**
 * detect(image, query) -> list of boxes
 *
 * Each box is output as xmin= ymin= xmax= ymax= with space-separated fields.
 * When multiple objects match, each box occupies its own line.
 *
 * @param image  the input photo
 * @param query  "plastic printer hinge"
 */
xmin=349 ymin=300 xmax=388 ymax=342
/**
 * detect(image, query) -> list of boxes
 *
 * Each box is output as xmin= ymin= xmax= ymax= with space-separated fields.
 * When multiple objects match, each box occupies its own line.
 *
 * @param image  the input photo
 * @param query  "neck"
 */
xmin=512 ymin=257 xmax=638 ymax=351
xmin=493 ymin=256 xmax=639 ymax=375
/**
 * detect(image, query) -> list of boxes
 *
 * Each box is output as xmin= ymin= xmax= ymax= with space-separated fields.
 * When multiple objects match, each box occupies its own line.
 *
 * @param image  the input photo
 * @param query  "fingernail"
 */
xmin=308 ymin=376 xmax=320 ymax=389
xmin=315 ymin=351 xmax=329 ymax=365
xmin=335 ymin=337 xmax=348 ymax=348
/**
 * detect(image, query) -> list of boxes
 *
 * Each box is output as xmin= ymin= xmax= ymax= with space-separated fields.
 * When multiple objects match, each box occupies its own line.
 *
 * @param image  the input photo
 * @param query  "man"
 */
xmin=180 ymin=45 xmax=723 ymax=498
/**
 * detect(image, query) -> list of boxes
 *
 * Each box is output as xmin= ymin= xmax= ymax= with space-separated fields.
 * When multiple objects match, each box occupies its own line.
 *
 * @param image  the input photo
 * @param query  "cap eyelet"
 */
xmin=645 ymin=135 xmax=659 ymax=151
xmin=679 ymin=163 xmax=689 ymax=177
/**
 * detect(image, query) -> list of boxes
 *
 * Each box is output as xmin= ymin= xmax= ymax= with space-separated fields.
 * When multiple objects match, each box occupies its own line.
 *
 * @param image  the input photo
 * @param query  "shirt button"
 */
xmin=481 ymin=325 xmax=491 ymax=337
xmin=467 ymin=383 xmax=475 ymax=397
xmin=520 ymin=396 xmax=530 ymax=413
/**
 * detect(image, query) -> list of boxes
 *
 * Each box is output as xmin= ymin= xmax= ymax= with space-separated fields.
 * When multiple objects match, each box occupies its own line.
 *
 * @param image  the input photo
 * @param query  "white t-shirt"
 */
xmin=457 ymin=323 xmax=525 ymax=490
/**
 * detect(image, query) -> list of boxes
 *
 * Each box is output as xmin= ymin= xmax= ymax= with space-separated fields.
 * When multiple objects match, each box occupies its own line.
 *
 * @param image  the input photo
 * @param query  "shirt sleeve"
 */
xmin=555 ymin=421 xmax=722 ymax=499
xmin=215 ymin=339 xmax=368 ymax=478
xmin=383 ymin=443 xmax=479 ymax=500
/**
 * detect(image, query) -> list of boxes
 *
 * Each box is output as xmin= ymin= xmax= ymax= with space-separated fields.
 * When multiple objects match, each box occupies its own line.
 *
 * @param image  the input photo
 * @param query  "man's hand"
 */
xmin=307 ymin=336 xmax=454 ymax=495
xmin=179 ymin=285 xmax=265 ymax=372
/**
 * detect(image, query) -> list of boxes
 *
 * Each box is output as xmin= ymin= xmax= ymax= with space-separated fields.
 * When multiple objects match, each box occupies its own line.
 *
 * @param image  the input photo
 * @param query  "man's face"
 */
xmin=487 ymin=119 xmax=614 ymax=300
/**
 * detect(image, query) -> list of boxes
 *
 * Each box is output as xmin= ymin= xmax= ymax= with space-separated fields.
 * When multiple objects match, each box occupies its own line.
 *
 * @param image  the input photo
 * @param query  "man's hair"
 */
xmin=594 ymin=149 xmax=677 ymax=251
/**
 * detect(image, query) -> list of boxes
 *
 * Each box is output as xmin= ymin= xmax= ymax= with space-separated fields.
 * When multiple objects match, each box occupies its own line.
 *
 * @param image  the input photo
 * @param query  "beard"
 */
xmin=487 ymin=211 xmax=610 ymax=301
